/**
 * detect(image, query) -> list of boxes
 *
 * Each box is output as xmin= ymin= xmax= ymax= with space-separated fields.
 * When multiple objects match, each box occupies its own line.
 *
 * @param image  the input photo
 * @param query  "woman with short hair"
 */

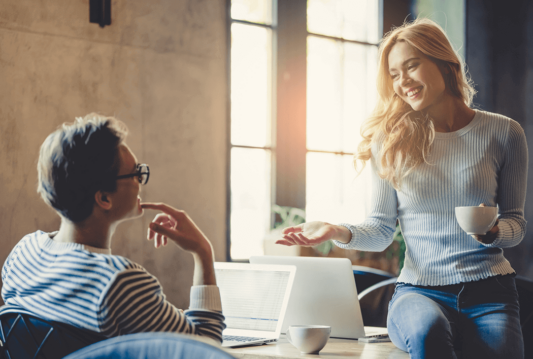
xmin=277 ymin=18 xmax=526 ymax=358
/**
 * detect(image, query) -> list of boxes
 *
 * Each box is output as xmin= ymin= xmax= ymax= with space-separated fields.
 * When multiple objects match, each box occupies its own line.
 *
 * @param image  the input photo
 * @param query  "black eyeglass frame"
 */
xmin=115 ymin=164 xmax=150 ymax=185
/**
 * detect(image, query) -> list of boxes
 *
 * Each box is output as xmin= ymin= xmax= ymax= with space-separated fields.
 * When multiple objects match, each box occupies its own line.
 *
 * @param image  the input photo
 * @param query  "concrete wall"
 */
xmin=0 ymin=0 xmax=228 ymax=308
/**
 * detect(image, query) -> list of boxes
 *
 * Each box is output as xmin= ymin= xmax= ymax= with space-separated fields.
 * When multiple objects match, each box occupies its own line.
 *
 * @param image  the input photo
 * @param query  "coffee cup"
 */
xmin=455 ymin=206 xmax=498 ymax=235
xmin=286 ymin=325 xmax=331 ymax=354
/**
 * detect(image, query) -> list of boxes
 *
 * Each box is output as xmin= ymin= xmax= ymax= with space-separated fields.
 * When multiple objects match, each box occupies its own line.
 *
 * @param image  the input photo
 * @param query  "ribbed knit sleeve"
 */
xmin=487 ymin=120 xmax=528 ymax=248
xmin=333 ymin=152 xmax=397 ymax=251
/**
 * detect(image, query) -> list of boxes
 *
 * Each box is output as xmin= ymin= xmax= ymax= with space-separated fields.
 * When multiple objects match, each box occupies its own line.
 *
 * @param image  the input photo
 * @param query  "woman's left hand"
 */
xmin=471 ymin=203 xmax=499 ymax=244
xmin=472 ymin=219 xmax=499 ymax=244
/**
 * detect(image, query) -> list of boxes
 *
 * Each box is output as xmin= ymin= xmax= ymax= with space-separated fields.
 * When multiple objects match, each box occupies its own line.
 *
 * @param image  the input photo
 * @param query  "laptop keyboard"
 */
xmin=223 ymin=335 xmax=266 ymax=343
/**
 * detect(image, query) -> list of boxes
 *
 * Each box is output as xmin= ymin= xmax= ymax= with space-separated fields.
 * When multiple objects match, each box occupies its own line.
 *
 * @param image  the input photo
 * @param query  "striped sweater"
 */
xmin=1 ymin=231 xmax=225 ymax=342
xmin=335 ymin=110 xmax=528 ymax=286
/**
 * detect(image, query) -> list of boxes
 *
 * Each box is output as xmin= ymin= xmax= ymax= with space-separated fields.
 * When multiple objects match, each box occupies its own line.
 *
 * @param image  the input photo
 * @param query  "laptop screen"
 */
xmin=216 ymin=268 xmax=291 ymax=332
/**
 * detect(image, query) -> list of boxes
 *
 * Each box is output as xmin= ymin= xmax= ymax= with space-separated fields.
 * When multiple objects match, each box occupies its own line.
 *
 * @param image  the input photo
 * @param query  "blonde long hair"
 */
xmin=355 ymin=18 xmax=476 ymax=190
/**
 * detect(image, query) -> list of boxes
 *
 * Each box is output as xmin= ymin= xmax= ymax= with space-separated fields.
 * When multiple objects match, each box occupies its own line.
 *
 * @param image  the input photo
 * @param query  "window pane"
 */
xmin=231 ymin=148 xmax=271 ymax=260
xmin=231 ymin=23 xmax=272 ymax=147
xmin=306 ymin=152 xmax=371 ymax=224
xmin=307 ymin=36 xmax=342 ymax=152
xmin=342 ymin=43 xmax=378 ymax=153
xmin=308 ymin=0 xmax=379 ymax=43
xmin=231 ymin=0 xmax=272 ymax=25
xmin=307 ymin=37 xmax=378 ymax=153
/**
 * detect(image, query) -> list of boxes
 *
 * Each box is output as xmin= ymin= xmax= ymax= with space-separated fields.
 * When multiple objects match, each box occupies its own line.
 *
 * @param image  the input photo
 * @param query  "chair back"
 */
xmin=63 ymin=332 xmax=236 ymax=359
xmin=352 ymin=265 xmax=395 ymax=294
xmin=358 ymin=277 xmax=397 ymax=327
xmin=515 ymin=276 xmax=533 ymax=359
xmin=0 ymin=312 xmax=106 ymax=359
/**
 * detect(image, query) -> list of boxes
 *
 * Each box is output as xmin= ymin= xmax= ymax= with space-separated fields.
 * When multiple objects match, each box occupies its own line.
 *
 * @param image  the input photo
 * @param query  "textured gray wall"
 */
xmin=0 ymin=0 xmax=228 ymax=308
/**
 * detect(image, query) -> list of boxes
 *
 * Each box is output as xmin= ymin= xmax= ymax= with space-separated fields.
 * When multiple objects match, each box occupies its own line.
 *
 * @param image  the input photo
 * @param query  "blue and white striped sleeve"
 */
xmin=489 ymin=119 xmax=528 ymax=248
xmin=98 ymin=269 xmax=225 ymax=343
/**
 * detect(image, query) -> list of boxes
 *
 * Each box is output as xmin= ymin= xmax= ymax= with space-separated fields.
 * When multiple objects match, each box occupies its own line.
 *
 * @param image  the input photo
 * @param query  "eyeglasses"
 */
xmin=115 ymin=164 xmax=150 ymax=185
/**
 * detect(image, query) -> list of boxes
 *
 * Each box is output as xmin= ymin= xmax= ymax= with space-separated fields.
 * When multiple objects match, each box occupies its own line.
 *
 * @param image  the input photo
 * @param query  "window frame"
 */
xmin=226 ymin=0 xmax=385 ymax=261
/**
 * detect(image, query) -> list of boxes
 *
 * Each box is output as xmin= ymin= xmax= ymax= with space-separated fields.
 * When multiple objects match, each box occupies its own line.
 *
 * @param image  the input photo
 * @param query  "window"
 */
xmin=229 ymin=0 xmax=381 ymax=260
xmin=229 ymin=0 xmax=275 ymax=260
xmin=306 ymin=0 xmax=379 ymax=224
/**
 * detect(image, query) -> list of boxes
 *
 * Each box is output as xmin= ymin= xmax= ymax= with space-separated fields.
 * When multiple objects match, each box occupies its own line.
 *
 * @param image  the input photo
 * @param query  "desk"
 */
xmin=227 ymin=335 xmax=410 ymax=359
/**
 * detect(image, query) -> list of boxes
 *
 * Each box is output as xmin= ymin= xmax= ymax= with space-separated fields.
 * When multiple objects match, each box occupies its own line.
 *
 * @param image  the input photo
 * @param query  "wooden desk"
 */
xmin=227 ymin=335 xmax=410 ymax=359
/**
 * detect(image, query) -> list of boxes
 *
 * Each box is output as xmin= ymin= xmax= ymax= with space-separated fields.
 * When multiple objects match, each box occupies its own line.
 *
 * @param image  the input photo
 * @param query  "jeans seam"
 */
xmin=456 ymin=284 xmax=465 ymax=313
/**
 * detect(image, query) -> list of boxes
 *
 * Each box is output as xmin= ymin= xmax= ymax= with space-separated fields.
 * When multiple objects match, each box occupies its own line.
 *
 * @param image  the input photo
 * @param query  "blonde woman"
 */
xmin=277 ymin=19 xmax=526 ymax=358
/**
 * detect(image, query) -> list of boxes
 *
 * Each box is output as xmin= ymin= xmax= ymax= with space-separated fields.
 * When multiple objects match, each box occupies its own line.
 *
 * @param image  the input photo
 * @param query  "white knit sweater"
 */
xmin=335 ymin=110 xmax=528 ymax=285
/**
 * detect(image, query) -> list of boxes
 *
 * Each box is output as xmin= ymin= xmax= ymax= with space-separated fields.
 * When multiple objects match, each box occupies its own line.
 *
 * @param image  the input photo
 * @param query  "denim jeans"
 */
xmin=387 ymin=275 xmax=523 ymax=359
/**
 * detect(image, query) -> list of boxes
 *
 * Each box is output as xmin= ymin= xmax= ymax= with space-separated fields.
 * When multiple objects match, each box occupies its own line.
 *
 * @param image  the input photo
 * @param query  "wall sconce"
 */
xmin=90 ymin=0 xmax=111 ymax=28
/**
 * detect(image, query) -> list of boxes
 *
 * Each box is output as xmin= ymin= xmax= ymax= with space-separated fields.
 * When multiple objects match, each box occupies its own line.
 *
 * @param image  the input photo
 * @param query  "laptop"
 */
xmin=249 ymin=256 xmax=388 ymax=339
xmin=215 ymin=262 xmax=296 ymax=348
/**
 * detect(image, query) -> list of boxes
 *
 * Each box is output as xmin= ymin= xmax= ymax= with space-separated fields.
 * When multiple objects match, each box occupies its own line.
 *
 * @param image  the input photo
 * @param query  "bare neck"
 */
xmin=53 ymin=214 xmax=116 ymax=249
xmin=427 ymin=95 xmax=476 ymax=133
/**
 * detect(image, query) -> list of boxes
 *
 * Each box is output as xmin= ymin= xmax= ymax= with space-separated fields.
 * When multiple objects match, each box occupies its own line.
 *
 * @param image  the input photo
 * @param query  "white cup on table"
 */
xmin=286 ymin=325 xmax=331 ymax=354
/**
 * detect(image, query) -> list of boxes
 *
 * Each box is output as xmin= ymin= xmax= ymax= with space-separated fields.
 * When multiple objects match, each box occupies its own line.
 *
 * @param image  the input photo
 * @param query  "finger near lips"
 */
xmin=141 ymin=202 xmax=184 ymax=220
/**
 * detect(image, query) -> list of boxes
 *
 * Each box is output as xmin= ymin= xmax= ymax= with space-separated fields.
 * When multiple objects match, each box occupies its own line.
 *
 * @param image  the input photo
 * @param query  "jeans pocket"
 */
xmin=388 ymin=282 xmax=409 ymax=310
xmin=493 ymin=275 xmax=518 ymax=294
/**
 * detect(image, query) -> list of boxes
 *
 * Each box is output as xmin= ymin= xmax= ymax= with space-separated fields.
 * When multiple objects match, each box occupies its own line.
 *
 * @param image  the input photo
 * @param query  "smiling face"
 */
xmin=388 ymin=41 xmax=448 ymax=112
xmin=109 ymin=144 xmax=144 ymax=222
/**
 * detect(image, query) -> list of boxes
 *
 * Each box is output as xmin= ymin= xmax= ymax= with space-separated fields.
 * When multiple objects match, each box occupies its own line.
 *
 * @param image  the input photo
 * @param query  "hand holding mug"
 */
xmin=455 ymin=203 xmax=499 ymax=244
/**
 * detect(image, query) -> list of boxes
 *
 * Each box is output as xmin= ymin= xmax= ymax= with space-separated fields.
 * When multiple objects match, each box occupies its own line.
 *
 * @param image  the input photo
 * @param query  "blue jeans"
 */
xmin=387 ymin=275 xmax=523 ymax=359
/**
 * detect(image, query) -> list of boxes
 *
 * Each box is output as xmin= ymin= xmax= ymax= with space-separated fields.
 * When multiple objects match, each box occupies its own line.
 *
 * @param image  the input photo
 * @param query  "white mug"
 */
xmin=455 ymin=206 xmax=498 ymax=235
xmin=286 ymin=325 xmax=331 ymax=354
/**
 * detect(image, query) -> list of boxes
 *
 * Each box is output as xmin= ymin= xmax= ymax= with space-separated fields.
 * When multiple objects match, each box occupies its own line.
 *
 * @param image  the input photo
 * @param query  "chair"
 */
xmin=515 ymin=276 xmax=533 ymax=358
xmin=0 ymin=311 xmax=106 ymax=359
xmin=358 ymin=277 xmax=397 ymax=327
xmin=64 ymin=332 xmax=236 ymax=359
xmin=352 ymin=265 xmax=395 ymax=294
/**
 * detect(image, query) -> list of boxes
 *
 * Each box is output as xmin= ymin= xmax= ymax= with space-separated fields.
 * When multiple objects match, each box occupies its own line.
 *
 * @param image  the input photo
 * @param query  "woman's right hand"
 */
xmin=275 ymin=221 xmax=351 ymax=246
xmin=141 ymin=202 xmax=216 ymax=286
xmin=141 ymin=202 xmax=213 ymax=255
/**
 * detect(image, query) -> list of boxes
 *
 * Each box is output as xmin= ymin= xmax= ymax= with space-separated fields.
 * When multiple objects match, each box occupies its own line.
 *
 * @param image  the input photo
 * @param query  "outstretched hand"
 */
xmin=275 ymin=221 xmax=349 ymax=246
xmin=141 ymin=202 xmax=213 ymax=256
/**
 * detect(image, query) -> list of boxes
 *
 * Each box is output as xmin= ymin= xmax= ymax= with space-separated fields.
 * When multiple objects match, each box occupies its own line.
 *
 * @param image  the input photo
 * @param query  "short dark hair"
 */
xmin=37 ymin=114 xmax=128 ymax=222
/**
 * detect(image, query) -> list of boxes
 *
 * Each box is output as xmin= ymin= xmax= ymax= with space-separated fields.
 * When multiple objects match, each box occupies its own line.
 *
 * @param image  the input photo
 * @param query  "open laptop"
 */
xmin=249 ymin=256 xmax=388 ymax=340
xmin=214 ymin=262 xmax=296 ymax=348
